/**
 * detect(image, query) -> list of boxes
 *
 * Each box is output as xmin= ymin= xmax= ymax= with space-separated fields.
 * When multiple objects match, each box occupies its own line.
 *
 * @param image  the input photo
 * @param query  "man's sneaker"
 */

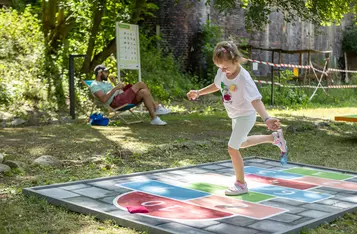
xmin=150 ymin=116 xmax=167 ymax=126
xmin=155 ymin=104 xmax=171 ymax=115
xmin=280 ymin=147 xmax=288 ymax=165
xmin=272 ymin=129 xmax=287 ymax=153
xmin=225 ymin=181 xmax=248 ymax=196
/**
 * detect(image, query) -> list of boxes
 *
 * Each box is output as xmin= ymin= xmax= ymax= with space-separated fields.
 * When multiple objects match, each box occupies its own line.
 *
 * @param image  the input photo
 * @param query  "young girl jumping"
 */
xmin=187 ymin=41 xmax=288 ymax=196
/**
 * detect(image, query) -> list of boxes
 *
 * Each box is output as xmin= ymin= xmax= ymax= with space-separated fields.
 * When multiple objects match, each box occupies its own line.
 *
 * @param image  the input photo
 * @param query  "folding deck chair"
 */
xmin=82 ymin=80 xmax=143 ymax=125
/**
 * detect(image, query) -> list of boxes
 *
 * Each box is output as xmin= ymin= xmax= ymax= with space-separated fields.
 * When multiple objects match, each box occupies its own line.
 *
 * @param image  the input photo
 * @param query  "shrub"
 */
xmin=0 ymin=7 xmax=49 ymax=114
xmin=110 ymin=33 xmax=198 ymax=101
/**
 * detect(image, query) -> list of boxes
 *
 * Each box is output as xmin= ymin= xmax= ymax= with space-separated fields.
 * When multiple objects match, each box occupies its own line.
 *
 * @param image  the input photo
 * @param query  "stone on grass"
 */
xmin=0 ymin=164 xmax=11 ymax=173
xmin=3 ymin=160 xmax=26 ymax=169
xmin=32 ymin=155 xmax=62 ymax=168
xmin=83 ymin=157 xmax=104 ymax=164
xmin=0 ymin=153 xmax=4 ymax=163
xmin=286 ymin=125 xmax=297 ymax=134
xmin=11 ymin=118 xmax=26 ymax=126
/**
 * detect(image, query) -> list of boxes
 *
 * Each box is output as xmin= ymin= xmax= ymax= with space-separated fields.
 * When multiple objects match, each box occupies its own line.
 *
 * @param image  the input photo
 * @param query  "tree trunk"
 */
xmin=130 ymin=0 xmax=147 ymax=24
xmin=81 ymin=0 xmax=106 ymax=75
xmin=81 ymin=0 xmax=148 ymax=75
xmin=42 ymin=0 xmax=74 ymax=111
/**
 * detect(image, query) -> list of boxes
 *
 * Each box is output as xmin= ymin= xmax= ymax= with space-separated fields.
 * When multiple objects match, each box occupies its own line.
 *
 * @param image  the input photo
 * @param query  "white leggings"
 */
xmin=228 ymin=113 xmax=256 ymax=150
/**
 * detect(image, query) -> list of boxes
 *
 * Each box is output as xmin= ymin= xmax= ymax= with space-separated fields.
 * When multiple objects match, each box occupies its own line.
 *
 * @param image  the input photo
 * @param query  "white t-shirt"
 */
xmin=214 ymin=66 xmax=262 ymax=119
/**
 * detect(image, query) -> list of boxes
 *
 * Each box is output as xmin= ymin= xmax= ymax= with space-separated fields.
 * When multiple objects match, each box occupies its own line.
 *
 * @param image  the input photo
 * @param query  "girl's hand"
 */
xmin=266 ymin=118 xmax=280 ymax=131
xmin=187 ymin=90 xmax=199 ymax=100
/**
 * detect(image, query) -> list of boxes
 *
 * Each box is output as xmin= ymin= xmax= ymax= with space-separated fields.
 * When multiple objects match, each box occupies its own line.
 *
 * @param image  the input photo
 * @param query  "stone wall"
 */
xmin=141 ymin=0 xmax=207 ymax=69
xmin=143 ymin=1 xmax=354 ymax=76
xmin=210 ymin=7 xmax=354 ymax=76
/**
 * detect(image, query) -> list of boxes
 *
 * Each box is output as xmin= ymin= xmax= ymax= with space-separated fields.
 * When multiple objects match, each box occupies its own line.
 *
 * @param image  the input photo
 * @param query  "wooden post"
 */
xmin=278 ymin=50 xmax=281 ymax=91
xmin=299 ymin=52 xmax=302 ymax=84
xmin=307 ymin=50 xmax=311 ymax=96
xmin=156 ymin=25 xmax=160 ymax=50
xmin=344 ymin=52 xmax=349 ymax=83
xmin=249 ymin=46 xmax=252 ymax=71
xmin=306 ymin=51 xmax=311 ymax=85
xmin=68 ymin=54 xmax=86 ymax=119
xmin=271 ymin=51 xmax=275 ymax=105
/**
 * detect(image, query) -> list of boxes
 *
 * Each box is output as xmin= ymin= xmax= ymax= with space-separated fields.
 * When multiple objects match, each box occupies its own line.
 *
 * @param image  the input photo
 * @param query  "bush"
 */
xmin=0 ymin=7 xmax=50 ymax=114
xmin=342 ymin=22 xmax=357 ymax=54
xmin=111 ymin=33 xmax=198 ymax=101
xmin=259 ymin=86 xmax=310 ymax=107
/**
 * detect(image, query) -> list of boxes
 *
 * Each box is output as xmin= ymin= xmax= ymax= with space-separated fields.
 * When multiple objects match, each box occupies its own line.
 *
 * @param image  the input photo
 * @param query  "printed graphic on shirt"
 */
xmin=220 ymin=82 xmax=238 ymax=104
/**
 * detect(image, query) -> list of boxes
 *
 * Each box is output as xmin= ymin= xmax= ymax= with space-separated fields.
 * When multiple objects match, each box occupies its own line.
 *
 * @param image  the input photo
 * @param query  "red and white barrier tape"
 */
xmin=328 ymin=68 xmax=357 ymax=73
xmin=254 ymin=80 xmax=357 ymax=89
xmin=248 ymin=58 xmax=357 ymax=73
xmin=324 ymin=85 xmax=357 ymax=88
xmin=248 ymin=59 xmax=311 ymax=69
xmin=285 ymin=85 xmax=357 ymax=89
xmin=254 ymin=80 xmax=283 ymax=87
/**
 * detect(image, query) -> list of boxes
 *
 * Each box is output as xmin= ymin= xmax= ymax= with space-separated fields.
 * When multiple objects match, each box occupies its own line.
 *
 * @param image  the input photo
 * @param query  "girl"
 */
xmin=187 ymin=41 xmax=287 ymax=196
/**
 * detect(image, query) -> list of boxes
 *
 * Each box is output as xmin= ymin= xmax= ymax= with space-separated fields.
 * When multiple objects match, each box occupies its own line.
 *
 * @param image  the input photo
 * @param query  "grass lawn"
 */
xmin=1 ymin=101 xmax=357 ymax=234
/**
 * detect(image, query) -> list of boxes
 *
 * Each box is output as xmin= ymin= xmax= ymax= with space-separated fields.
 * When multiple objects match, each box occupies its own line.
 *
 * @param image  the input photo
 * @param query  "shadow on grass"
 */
xmin=1 ymin=110 xmax=357 ymax=234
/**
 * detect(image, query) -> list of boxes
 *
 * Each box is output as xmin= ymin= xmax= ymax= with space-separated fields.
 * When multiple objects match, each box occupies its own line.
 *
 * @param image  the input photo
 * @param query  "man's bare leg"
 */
xmin=131 ymin=82 xmax=158 ymax=110
xmin=135 ymin=89 xmax=157 ymax=119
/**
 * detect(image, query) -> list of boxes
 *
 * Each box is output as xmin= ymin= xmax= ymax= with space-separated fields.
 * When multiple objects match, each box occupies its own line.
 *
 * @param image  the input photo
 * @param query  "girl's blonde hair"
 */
xmin=213 ymin=41 xmax=247 ymax=64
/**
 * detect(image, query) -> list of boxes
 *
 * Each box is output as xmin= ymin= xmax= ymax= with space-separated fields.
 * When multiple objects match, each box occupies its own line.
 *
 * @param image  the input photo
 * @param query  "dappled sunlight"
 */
xmin=168 ymin=105 xmax=188 ymax=113
xmin=270 ymin=107 xmax=357 ymax=120
xmin=28 ymin=146 xmax=48 ymax=156
xmin=92 ymin=125 xmax=156 ymax=152
xmin=176 ymin=159 xmax=196 ymax=167
xmin=4 ymin=138 xmax=22 ymax=142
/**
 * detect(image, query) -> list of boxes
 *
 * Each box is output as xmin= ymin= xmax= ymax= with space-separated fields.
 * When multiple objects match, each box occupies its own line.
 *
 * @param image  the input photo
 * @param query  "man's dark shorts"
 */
xmin=110 ymin=86 xmax=139 ymax=108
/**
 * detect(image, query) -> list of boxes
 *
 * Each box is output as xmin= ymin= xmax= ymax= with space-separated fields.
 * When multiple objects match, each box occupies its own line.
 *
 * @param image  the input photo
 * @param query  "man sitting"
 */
xmin=90 ymin=64 xmax=170 ymax=125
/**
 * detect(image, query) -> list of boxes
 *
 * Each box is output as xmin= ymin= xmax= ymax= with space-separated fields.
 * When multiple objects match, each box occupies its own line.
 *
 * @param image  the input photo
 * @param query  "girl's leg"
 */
xmin=225 ymin=146 xmax=248 ymax=196
xmin=240 ymin=134 xmax=274 ymax=148
xmin=228 ymin=146 xmax=245 ymax=183
xmin=225 ymin=114 xmax=256 ymax=196
xmin=240 ymin=131 xmax=287 ymax=153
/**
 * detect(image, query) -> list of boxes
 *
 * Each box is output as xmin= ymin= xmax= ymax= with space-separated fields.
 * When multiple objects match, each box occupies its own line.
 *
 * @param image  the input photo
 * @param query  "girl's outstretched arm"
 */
xmin=187 ymin=83 xmax=219 ymax=100
xmin=251 ymin=99 xmax=280 ymax=131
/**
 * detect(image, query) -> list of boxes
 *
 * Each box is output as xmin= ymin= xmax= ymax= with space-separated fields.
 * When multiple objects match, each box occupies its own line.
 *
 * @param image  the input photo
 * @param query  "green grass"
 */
xmin=1 ymin=101 xmax=357 ymax=234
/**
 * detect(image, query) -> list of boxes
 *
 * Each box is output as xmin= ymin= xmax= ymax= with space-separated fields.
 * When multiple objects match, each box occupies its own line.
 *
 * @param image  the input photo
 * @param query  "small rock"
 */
xmin=118 ymin=150 xmax=133 ymax=157
xmin=286 ymin=125 xmax=298 ymax=134
xmin=0 ymin=153 xmax=4 ymax=163
xmin=11 ymin=118 xmax=26 ymax=126
xmin=59 ymin=116 xmax=72 ymax=124
xmin=314 ymin=121 xmax=330 ymax=128
xmin=0 ymin=164 xmax=11 ymax=173
xmin=318 ymin=122 xmax=330 ymax=127
xmin=32 ymin=155 xmax=62 ymax=168
xmin=3 ymin=160 xmax=26 ymax=169
xmin=83 ymin=157 xmax=103 ymax=164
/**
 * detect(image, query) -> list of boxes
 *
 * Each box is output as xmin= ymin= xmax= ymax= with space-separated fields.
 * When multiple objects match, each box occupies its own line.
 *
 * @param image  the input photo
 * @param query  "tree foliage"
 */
xmin=206 ymin=0 xmax=357 ymax=31
xmin=0 ymin=7 xmax=49 ymax=110
xmin=3 ymin=0 xmax=357 ymax=113
xmin=342 ymin=21 xmax=357 ymax=54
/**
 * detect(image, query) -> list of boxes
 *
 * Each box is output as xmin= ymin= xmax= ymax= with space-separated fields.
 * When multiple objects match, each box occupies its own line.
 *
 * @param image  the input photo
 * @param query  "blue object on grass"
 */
xmin=89 ymin=113 xmax=109 ymax=126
